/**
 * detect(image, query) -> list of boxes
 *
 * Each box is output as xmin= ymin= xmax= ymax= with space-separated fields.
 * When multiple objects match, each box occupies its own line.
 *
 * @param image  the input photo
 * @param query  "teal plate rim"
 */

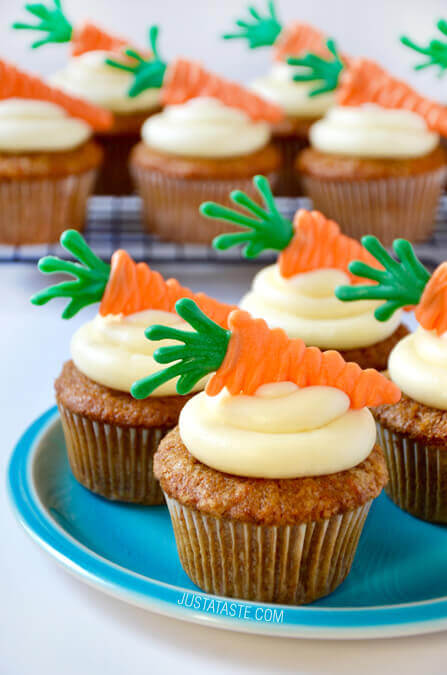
xmin=7 ymin=406 xmax=447 ymax=640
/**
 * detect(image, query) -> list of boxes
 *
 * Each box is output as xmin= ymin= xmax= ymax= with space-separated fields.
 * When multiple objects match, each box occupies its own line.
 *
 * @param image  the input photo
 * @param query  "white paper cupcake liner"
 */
xmin=376 ymin=421 xmax=447 ymax=523
xmin=301 ymin=167 xmax=446 ymax=245
xmin=0 ymin=169 xmax=97 ymax=246
xmin=58 ymin=404 xmax=166 ymax=505
xmin=131 ymin=166 xmax=279 ymax=244
xmin=164 ymin=494 xmax=372 ymax=604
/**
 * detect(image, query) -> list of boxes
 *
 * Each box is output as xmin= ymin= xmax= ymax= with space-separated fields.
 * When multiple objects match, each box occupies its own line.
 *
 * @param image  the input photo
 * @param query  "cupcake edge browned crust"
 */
xmin=154 ymin=428 xmax=388 ymax=526
xmin=55 ymin=360 xmax=193 ymax=428
xmin=130 ymin=142 xmax=281 ymax=179
xmin=297 ymin=146 xmax=446 ymax=181
xmin=0 ymin=140 xmax=103 ymax=179
xmin=374 ymin=391 xmax=447 ymax=447
xmin=339 ymin=323 xmax=409 ymax=371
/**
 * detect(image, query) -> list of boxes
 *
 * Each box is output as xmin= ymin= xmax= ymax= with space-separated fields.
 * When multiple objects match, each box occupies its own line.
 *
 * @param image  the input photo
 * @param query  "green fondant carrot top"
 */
xmin=222 ymin=1 xmax=282 ymax=49
xmin=401 ymin=19 xmax=447 ymax=75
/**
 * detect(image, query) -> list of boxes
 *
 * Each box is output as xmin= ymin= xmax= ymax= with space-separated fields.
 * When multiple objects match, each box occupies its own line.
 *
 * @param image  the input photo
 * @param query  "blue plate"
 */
xmin=8 ymin=407 xmax=447 ymax=639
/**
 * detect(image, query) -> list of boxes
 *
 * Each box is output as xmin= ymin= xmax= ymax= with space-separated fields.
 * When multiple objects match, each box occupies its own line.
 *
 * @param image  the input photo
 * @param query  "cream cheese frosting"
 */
xmin=0 ymin=99 xmax=91 ymax=152
xmin=310 ymin=104 xmax=439 ymax=158
xmin=240 ymin=266 xmax=402 ymax=349
xmin=389 ymin=327 xmax=447 ymax=410
xmin=250 ymin=63 xmax=335 ymax=118
xmin=71 ymin=309 xmax=206 ymax=396
xmin=141 ymin=97 xmax=271 ymax=157
xmin=179 ymin=382 xmax=376 ymax=478
xmin=50 ymin=51 xmax=161 ymax=114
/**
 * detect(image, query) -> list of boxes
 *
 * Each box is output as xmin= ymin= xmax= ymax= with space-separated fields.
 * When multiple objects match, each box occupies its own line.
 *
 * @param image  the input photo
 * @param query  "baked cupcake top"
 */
xmin=0 ymin=58 xmax=111 ymax=153
xmin=13 ymin=2 xmax=162 ymax=114
xmin=200 ymin=175 xmax=402 ymax=349
xmin=308 ymin=58 xmax=447 ymax=158
xmin=132 ymin=297 xmax=400 ymax=479
xmin=336 ymin=236 xmax=447 ymax=411
xmin=223 ymin=1 xmax=344 ymax=119
xmin=122 ymin=57 xmax=283 ymax=158
xmin=31 ymin=230 xmax=235 ymax=396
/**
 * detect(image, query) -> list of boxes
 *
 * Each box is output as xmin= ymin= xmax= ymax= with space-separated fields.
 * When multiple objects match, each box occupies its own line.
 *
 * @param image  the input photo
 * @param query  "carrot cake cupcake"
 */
xmin=0 ymin=59 xmax=108 ymax=246
xmin=123 ymin=57 xmax=282 ymax=244
xmin=131 ymin=298 xmax=397 ymax=603
xmin=223 ymin=2 xmax=343 ymax=195
xmin=201 ymin=175 xmax=408 ymax=369
xmin=336 ymin=235 xmax=447 ymax=523
xmin=31 ymin=230 xmax=235 ymax=504
xmin=13 ymin=2 xmax=163 ymax=194
xmin=297 ymin=58 xmax=447 ymax=245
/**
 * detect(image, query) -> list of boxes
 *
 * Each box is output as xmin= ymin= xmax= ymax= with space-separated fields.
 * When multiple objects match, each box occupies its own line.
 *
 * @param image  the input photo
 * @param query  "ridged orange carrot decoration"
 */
xmin=71 ymin=21 xmax=128 ymax=56
xmin=338 ymin=58 xmax=447 ymax=136
xmin=100 ymin=250 xmax=235 ymax=327
xmin=279 ymin=209 xmax=382 ymax=282
xmin=0 ymin=59 xmax=112 ymax=130
xmin=162 ymin=58 xmax=284 ymax=123
xmin=274 ymin=22 xmax=330 ymax=61
xmin=207 ymin=309 xmax=401 ymax=407
xmin=415 ymin=262 xmax=447 ymax=335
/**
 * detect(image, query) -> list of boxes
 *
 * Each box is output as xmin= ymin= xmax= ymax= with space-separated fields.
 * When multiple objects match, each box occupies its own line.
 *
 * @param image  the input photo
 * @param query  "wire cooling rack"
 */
xmin=1 ymin=195 xmax=447 ymax=268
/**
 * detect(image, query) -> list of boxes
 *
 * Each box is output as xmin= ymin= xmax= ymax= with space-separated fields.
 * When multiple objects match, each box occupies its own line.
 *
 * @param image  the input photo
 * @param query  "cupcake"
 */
xmin=13 ymin=3 xmax=163 ymax=194
xmin=297 ymin=58 xmax=447 ymax=245
xmin=401 ymin=19 xmax=447 ymax=155
xmin=336 ymin=235 xmax=447 ymax=523
xmin=131 ymin=298 xmax=398 ymax=603
xmin=0 ymin=60 xmax=108 ymax=246
xmin=127 ymin=58 xmax=282 ymax=244
xmin=31 ymin=230 xmax=235 ymax=504
xmin=223 ymin=3 xmax=342 ymax=195
xmin=201 ymin=175 xmax=408 ymax=369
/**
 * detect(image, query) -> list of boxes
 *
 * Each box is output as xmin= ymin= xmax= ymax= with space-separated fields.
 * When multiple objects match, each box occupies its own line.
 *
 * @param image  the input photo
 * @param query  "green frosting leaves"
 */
xmin=335 ymin=236 xmax=431 ymax=322
xmin=105 ymin=25 xmax=167 ymax=97
xmin=401 ymin=20 xmax=447 ymax=75
xmin=12 ymin=0 xmax=73 ymax=48
xmin=201 ymin=175 xmax=294 ymax=258
xmin=222 ymin=1 xmax=282 ymax=49
xmin=31 ymin=230 xmax=110 ymax=319
xmin=287 ymin=38 xmax=344 ymax=96
xmin=131 ymin=299 xmax=231 ymax=399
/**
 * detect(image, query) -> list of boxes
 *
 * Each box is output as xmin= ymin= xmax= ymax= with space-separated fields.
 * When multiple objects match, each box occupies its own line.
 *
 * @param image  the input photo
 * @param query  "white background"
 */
xmin=2 ymin=0 xmax=447 ymax=673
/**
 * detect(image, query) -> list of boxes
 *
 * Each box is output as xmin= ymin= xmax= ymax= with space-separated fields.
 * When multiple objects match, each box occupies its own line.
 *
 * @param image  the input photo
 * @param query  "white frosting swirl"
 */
xmin=71 ymin=309 xmax=206 ymax=397
xmin=180 ymin=382 xmax=376 ymax=478
xmin=0 ymin=99 xmax=91 ymax=152
xmin=250 ymin=63 xmax=335 ymax=118
xmin=389 ymin=327 xmax=447 ymax=409
xmin=141 ymin=97 xmax=270 ymax=157
xmin=310 ymin=105 xmax=439 ymax=158
xmin=240 ymin=266 xmax=402 ymax=349
xmin=50 ymin=51 xmax=161 ymax=114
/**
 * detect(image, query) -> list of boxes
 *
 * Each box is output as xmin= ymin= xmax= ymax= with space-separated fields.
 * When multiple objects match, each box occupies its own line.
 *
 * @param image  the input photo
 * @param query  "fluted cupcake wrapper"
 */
xmin=272 ymin=135 xmax=307 ymax=197
xmin=58 ymin=404 xmax=166 ymax=505
xmin=301 ymin=168 xmax=446 ymax=246
xmin=164 ymin=494 xmax=372 ymax=604
xmin=131 ymin=166 xmax=279 ymax=245
xmin=0 ymin=169 xmax=97 ymax=246
xmin=376 ymin=421 xmax=447 ymax=523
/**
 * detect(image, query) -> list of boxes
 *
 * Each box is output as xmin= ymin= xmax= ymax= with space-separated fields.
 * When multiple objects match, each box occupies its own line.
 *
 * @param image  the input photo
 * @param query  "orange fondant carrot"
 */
xmin=71 ymin=21 xmax=128 ymax=56
xmin=415 ymin=262 xmax=447 ymax=335
xmin=0 ymin=59 xmax=112 ymax=130
xmin=338 ymin=58 xmax=447 ymax=136
xmin=278 ymin=209 xmax=381 ymax=282
xmin=162 ymin=58 xmax=284 ymax=123
xmin=207 ymin=309 xmax=401 ymax=407
xmin=273 ymin=22 xmax=330 ymax=61
xmin=99 ymin=250 xmax=235 ymax=327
